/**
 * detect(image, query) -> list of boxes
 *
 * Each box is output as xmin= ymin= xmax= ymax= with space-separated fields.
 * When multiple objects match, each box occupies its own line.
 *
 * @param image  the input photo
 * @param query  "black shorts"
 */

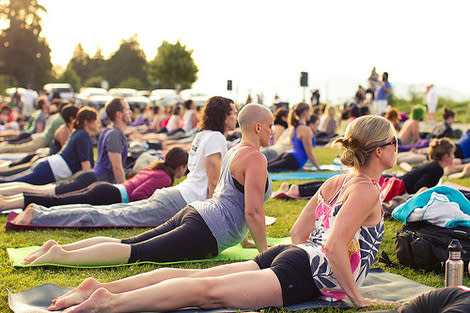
xmin=253 ymin=244 xmax=320 ymax=306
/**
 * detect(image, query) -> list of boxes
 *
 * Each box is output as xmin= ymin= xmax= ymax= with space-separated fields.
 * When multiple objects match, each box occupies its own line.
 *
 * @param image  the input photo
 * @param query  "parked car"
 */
xmin=77 ymin=87 xmax=112 ymax=109
xmin=180 ymin=89 xmax=209 ymax=108
xmin=43 ymin=83 xmax=75 ymax=101
xmin=125 ymin=95 xmax=150 ymax=111
xmin=108 ymin=88 xmax=137 ymax=98
xmin=149 ymin=89 xmax=179 ymax=107
xmin=5 ymin=87 xmax=39 ymax=102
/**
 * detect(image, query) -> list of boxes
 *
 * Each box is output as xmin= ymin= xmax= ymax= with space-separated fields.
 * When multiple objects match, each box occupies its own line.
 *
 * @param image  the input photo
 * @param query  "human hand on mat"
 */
xmin=241 ymin=237 xmax=272 ymax=249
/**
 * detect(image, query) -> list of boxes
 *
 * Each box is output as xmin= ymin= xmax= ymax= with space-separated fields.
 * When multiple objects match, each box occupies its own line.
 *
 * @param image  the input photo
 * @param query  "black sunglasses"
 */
xmin=380 ymin=137 xmax=398 ymax=150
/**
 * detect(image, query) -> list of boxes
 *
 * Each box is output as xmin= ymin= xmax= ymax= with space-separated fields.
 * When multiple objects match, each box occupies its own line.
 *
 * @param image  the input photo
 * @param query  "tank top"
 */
xmin=290 ymin=123 xmax=315 ymax=168
xmin=297 ymin=176 xmax=384 ymax=302
xmin=192 ymin=145 xmax=273 ymax=253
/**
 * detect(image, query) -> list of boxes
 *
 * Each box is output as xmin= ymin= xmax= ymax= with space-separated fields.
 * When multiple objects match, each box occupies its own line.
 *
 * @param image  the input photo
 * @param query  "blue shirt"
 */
xmin=375 ymin=81 xmax=391 ymax=100
xmin=456 ymin=130 xmax=470 ymax=159
xmin=60 ymin=129 xmax=94 ymax=173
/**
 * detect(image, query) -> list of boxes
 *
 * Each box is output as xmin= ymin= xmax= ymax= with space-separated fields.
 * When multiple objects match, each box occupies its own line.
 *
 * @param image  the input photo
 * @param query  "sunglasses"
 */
xmin=380 ymin=137 xmax=398 ymax=151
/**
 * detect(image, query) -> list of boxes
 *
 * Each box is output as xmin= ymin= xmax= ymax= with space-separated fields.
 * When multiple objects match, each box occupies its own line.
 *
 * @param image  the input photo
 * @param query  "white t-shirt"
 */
xmin=176 ymin=130 xmax=227 ymax=204
xmin=22 ymin=89 xmax=37 ymax=117
xmin=182 ymin=109 xmax=195 ymax=132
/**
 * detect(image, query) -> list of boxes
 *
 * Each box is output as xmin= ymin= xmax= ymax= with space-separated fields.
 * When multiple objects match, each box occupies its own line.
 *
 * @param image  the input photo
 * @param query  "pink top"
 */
xmin=123 ymin=168 xmax=173 ymax=202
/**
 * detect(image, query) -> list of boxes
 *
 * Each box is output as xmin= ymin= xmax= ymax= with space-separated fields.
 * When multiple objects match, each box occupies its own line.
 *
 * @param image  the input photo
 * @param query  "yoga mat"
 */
xmin=442 ymin=181 xmax=470 ymax=192
xmin=269 ymin=171 xmax=340 ymax=181
xmin=8 ymin=269 xmax=434 ymax=313
xmin=303 ymin=164 xmax=349 ymax=172
xmin=8 ymin=237 xmax=292 ymax=268
xmin=5 ymin=212 xmax=277 ymax=230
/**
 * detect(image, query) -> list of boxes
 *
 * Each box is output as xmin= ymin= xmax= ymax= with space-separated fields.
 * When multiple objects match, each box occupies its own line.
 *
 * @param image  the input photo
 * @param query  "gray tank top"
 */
xmin=191 ymin=145 xmax=272 ymax=253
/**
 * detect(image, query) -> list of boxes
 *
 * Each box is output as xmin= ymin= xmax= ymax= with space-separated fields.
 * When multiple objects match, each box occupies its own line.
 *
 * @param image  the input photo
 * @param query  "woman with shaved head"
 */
xmin=22 ymin=104 xmax=274 ymax=268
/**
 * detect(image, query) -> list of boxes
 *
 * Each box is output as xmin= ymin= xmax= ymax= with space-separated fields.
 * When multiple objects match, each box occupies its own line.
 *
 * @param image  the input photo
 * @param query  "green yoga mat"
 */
xmin=8 ymin=237 xmax=292 ymax=268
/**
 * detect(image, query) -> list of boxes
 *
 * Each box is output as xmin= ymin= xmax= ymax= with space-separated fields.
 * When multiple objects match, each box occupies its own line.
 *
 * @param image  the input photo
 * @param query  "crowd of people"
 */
xmin=0 ymin=81 xmax=469 ymax=312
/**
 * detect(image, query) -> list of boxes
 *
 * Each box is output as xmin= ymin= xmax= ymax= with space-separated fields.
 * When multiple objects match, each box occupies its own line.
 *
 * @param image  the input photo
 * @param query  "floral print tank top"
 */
xmin=297 ymin=176 xmax=384 ymax=302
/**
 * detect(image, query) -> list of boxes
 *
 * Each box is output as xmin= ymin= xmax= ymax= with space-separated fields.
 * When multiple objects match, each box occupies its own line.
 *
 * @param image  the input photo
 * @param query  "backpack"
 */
xmin=395 ymin=222 xmax=470 ymax=271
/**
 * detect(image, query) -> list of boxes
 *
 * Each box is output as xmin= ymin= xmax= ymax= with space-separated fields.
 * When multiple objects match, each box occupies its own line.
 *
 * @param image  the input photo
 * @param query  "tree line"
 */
xmin=0 ymin=0 xmax=198 ymax=93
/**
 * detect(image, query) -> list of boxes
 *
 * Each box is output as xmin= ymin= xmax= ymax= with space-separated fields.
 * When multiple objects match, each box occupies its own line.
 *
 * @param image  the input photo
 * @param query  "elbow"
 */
xmin=290 ymin=227 xmax=302 ymax=243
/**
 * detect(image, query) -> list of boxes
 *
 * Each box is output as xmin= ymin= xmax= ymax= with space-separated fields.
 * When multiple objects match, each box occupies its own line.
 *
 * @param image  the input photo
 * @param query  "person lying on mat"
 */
xmin=21 ymin=104 xmax=273 ymax=267
xmin=0 ymin=147 xmax=188 ymax=211
xmin=267 ymin=102 xmax=321 ymax=171
xmin=272 ymin=137 xmax=454 ymax=199
xmin=0 ymin=106 xmax=98 ymax=185
xmin=9 ymin=96 xmax=235 ymax=228
xmin=39 ymin=115 xmax=396 ymax=313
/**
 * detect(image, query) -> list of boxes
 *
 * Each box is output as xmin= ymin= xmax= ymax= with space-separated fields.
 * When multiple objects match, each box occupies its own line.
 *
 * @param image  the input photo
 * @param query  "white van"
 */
xmin=43 ymin=83 xmax=75 ymax=101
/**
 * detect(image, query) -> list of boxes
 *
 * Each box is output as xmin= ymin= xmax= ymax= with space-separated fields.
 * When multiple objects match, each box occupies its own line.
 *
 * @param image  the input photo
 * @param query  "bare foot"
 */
xmin=271 ymin=182 xmax=289 ymax=198
xmin=22 ymin=240 xmax=58 ymax=264
xmin=11 ymin=203 xmax=35 ymax=225
xmin=30 ymin=244 xmax=65 ymax=265
xmin=62 ymin=287 xmax=114 ymax=313
xmin=49 ymin=277 xmax=102 ymax=311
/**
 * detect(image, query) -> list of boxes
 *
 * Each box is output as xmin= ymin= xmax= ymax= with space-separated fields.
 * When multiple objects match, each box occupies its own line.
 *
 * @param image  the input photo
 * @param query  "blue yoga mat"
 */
xmin=269 ymin=171 xmax=340 ymax=181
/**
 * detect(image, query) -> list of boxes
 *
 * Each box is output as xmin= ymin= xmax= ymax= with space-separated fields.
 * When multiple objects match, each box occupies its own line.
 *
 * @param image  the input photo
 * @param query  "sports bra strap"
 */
xmin=327 ymin=176 xmax=349 ymax=205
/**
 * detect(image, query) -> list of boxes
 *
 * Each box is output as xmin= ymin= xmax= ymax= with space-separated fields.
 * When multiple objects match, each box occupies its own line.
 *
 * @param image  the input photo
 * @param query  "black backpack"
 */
xmin=395 ymin=222 xmax=470 ymax=271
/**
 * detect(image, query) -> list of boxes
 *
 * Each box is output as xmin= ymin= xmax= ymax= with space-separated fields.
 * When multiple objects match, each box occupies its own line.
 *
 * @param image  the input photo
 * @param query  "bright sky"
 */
xmin=39 ymin=0 xmax=470 ymax=103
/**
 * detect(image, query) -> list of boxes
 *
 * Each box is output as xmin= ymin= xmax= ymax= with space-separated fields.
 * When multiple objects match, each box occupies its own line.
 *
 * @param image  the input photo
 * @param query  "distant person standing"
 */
xmin=310 ymin=89 xmax=320 ymax=106
xmin=425 ymin=84 xmax=438 ymax=123
xmin=22 ymin=84 xmax=37 ymax=119
xmin=355 ymin=85 xmax=366 ymax=106
xmin=374 ymin=72 xmax=392 ymax=116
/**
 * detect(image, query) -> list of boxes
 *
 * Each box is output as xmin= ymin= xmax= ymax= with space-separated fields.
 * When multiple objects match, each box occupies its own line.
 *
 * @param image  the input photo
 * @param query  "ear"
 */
xmin=255 ymin=122 xmax=261 ymax=133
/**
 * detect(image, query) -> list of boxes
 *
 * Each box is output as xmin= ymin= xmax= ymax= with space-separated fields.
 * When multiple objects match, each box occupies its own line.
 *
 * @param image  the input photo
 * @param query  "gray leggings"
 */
xmin=31 ymin=186 xmax=187 ymax=227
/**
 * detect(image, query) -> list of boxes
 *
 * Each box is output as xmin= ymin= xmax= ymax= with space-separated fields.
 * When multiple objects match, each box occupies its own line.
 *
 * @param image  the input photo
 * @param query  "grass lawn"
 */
xmin=1 ymin=147 xmax=469 ymax=312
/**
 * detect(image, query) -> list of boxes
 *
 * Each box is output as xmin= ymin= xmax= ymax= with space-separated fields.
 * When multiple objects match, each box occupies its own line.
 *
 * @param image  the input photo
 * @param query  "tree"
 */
xmin=105 ymin=34 xmax=148 ymax=88
xmin=84 ymin=76 xmax=105 ymax=88
xmin=89 ymin=47 xmax=106 ymax=79
xmin=118 ymin=77 xmax=145 ymax=90
xmin=148 ymin=40 xmax=198 ymax=89
xmin=0 ymin=0 xmax=52 ymax=89
xmin=68 ymin=43 xmax=91 ymax=84
xmin=60 ymin=64 xmax=80 ymax=93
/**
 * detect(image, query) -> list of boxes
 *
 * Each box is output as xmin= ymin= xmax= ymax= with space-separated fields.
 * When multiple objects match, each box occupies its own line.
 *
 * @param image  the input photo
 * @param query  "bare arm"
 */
xmin=205 ymin=153 xmax=222 ymax=198
xmin=108 ymin=151 xmax=125 ymax=184
xmin=80 ymin=160 xmax=92 ymax=171
xmin=244 ymin=152 xmax=268 ymax=252
xmin=54 ymin=126 xmax=70 ymax=148
xmin=299 ymin=126 xmax=320 ymax=169
xmin=323 ymin=183 xmax=381 ymax=306
xmin=35 ymin=121 xmax=44 ymax=133
xmin=290 ymin=190 xmax=321 ymax=243
xmin=191 ymin=112 xmax=198 ymax=129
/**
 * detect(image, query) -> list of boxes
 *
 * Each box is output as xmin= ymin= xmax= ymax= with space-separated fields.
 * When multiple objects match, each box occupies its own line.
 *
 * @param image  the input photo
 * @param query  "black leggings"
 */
xmin=24 ymin=181 xmax=122 ymax=207
xmin=54 ymin=171 xmax=97 ymax=194
xmin=253 ymin=244 xmax=320 ymax=306
xmin=268 ymin=152 xmax=300 ymax=172
xmin=121 ymin=206 xmax=218 ymax=263
xmin=298 ymin=181 xmax=324 ymax=198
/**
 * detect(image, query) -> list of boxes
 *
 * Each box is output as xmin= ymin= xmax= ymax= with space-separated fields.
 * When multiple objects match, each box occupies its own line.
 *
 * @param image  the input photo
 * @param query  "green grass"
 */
xmin=1 ymin=147 xmax=469 ymax=312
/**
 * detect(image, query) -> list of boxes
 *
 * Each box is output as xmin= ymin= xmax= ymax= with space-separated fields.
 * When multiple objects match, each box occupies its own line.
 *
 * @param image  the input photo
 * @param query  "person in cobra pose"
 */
xmin=268 ymin=102 xmax=320 ymax=171
xmin=20 ymin=104 xmax=274 ymax=268
xmin=11 ymin=96 xmax=237 ymax=228
xmin=0 ymin=147 xmax=188 ymax=211
xmin=36 ymin=115 xmax=397 ymax=313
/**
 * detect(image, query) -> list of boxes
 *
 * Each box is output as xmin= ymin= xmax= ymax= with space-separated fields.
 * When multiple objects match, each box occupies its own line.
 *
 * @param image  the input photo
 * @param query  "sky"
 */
xmin=37 ymin=0 xmax=470 ymax=104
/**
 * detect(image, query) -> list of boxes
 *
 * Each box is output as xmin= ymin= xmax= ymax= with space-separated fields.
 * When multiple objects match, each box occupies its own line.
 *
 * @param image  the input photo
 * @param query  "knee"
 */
xmin=197 ymin=278 xmax=226 ymax=309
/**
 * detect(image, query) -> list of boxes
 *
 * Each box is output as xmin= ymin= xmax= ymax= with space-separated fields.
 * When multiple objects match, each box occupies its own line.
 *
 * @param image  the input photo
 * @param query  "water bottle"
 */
xmin=445 ymin=239 xmax=464 ymax=287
